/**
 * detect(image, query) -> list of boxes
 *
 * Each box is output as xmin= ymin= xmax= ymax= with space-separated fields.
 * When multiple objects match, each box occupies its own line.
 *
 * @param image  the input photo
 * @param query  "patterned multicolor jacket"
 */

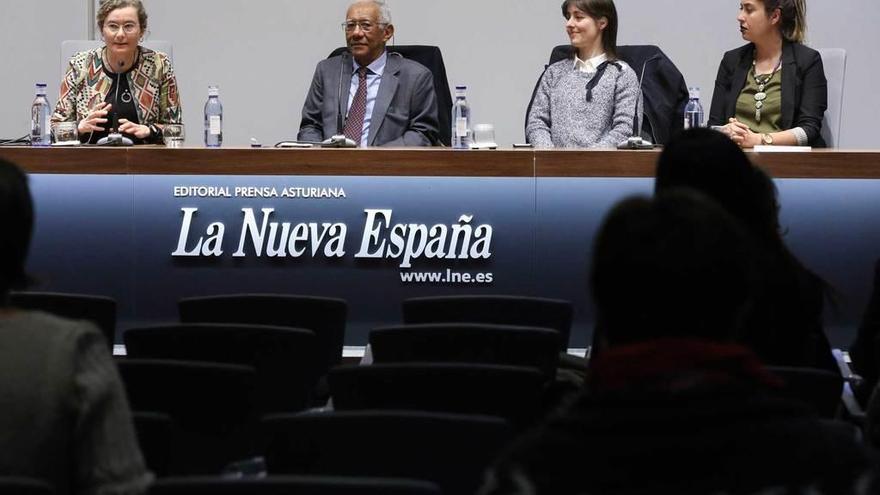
xmin=52 ymin=47 xmax=182 ymax=142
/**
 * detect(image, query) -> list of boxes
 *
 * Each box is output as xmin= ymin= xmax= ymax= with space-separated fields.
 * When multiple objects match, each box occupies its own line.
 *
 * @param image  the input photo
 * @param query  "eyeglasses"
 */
xmin=104 ymin=23 xmax=140 ymax=35
xmin=341 ymin=21 xmax=385 ymax=33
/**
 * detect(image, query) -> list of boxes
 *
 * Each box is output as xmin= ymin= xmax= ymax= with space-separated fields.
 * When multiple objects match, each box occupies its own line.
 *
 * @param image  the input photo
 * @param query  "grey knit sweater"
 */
xmin=527 ymin=58 xmax=641 ymax=148
xmin=0 ymin=310 xmax=151 ymax=495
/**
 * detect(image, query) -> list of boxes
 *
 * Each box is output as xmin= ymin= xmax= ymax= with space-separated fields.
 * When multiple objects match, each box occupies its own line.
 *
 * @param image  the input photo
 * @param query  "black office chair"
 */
xmin=369 ymin=323 xmax=561 ymax=378
xmin=178 ymin=294 xmax=347 ymax=399
xmin=150 ymin=476 xmax=441 ymax=495
xmin=124 ymin=323 xmax=318 ymax=413
xmin=402 ymin=295 xmax=573 ymax=351
xmin=329 ymin=46 xmax=453 ymax=146
xmin=766 ymin=366 xmax=844 ymax=418
xmin=117 ymin=358 xmax=258 ymax=474
xmin=0 ymin=478 xmax=53 ymax=495
xmin=525 ymin=44 xmax=689 ymax=145
xmin=263 ymin=410 xmax=512 ymax=495
xmin=329 ymin=362 xmax=546 ymax=427
xmin=9 ymin=291 xmax=116 ymax=349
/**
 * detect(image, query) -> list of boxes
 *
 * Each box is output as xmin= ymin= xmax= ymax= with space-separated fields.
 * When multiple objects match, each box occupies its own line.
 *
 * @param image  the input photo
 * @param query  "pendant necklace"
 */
xmin=752 ymin=57 xmax=782 ymax=123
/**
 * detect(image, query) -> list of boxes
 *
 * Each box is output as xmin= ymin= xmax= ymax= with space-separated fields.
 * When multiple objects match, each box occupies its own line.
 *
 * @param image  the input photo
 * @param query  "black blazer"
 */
xmin=708 ymin=41 xmax=827 ymax=147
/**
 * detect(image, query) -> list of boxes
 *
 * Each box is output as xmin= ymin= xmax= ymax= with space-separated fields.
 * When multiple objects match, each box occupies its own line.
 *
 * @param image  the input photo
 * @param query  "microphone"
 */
xmin=322 ymin=49 xmax=357 ymax=148
xmin=617 ymin=54 xmax=661 ymax=150
xmin=97 ymin=68 xmax=133 ymax=146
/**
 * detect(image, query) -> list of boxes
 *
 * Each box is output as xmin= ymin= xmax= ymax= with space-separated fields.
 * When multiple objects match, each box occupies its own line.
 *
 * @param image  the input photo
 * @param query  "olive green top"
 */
xmin=735 ymin=67 xmax=783 ymax=134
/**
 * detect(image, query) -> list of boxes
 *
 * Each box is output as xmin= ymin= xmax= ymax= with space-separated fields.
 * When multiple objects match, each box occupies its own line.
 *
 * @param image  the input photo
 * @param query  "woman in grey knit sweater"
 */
xmin=527 ymin=0 xmax=640 ymax=148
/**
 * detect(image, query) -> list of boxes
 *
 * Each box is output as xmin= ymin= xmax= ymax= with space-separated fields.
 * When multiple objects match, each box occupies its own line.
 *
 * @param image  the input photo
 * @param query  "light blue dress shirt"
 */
xmin=347 ymin=51 xmax=387 ymax=147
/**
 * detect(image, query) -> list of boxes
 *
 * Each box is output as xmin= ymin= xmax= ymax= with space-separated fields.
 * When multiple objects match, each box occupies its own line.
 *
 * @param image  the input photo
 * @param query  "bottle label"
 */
xmin=209 ymin=116 xmax=221 ymax=135
xmin=455 ymin=117 xmax=468 ymax=137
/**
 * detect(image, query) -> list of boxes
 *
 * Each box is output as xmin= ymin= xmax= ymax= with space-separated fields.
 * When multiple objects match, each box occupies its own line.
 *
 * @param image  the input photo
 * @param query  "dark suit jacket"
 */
xmin=709 ymin=41 xmax=827 ymax=147
xmin=298 ymin=51 xmax=440 ymax=146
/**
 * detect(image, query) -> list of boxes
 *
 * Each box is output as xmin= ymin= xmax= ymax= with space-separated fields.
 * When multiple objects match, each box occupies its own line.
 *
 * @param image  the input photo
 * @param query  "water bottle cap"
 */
xmin=688 ymin=87 xmax=700 ymax=99
xmin=208 ymin=85 xmax=220 ymax=96
xmin=455 ymin=85 xmax=467 ymax=90
xmin=35 ymin=83 xmax=47 ymax=94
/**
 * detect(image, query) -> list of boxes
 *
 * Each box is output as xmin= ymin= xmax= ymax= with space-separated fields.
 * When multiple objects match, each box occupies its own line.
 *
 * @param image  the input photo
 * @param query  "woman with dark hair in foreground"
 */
xmin=0 ymin=159 xmax=151 ymax=495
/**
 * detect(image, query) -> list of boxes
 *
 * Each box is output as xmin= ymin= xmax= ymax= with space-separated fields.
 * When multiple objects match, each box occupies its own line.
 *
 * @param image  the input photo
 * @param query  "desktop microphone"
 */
xmin=617 ymin=54 xmax=661 ymax=150
xmin=322 ymin=49 xmax=357 ymax=148
xmin=97 ymin=68 xmax=133 ymax=146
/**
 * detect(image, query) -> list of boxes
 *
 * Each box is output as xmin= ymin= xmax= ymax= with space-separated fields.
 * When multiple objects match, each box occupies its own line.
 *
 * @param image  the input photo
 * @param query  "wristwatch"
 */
xmin=761 ymin=133 xmax=774 ymax=145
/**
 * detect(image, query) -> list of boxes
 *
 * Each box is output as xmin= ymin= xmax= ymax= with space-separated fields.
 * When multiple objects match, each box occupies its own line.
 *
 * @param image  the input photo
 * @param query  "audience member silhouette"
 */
xmin=655 ymin=127 xmax=836 ymax=372
xmin=480 ymin=191 xmax=872 ymax=495
xmin=0 ymin=159 xmax=151 ymax=495
xmin=850 ymin=258 xmax=880 ymax=406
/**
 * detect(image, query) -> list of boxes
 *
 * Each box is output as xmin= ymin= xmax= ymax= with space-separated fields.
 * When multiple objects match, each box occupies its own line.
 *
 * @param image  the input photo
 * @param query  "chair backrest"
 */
xmin=123 ymin=323 xmax=318 ymax=413
xmin=178 ymin=294 xmax=347 ymax=385
xmin=525 ymin=44 xmax=688 ymax=145
xmin=150 ymin=476 xmax=442 ymax=495
xmin=61 ymin=40 xmax=174 ymax=75
xmin=117 ymin=358 xmax=258 ymax=474
xmin=329 ymin=363 xmax=547 ymax=428
xmin=132 ymin=411 xmax=173 ymax=477
xmin=9 ymin=291 xmax=116 ymax=349
xmin=766 ymin=366 xmax=844 ymax=418
xmin=263 ymin=410 xmax=512 ymax=495
xmin=0 ymin=477 xmax=53 ymax=495
xmin=817 ymin=48 xmax=847 ymax=148
xmin=402 ymin=295 xmax=573 ymax=350
xmin=329 ymin=362 xmax=546 ymax=427
xmin=369 ymin=323 xmax=561 ymax=378
xmin=328 ymin=46 xmax=453 ymax=146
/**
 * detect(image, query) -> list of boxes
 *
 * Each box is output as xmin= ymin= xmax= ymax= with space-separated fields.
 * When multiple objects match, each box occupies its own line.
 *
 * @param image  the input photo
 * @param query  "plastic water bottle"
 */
xmin=683 ymin=87 xmax=704 ymax=130
xmin=451 ymin=85 xmax=471 ymax=149
xmin=204 ymin=85 xmax=223 ymax=147
xmin=30 ymin=83 xmax=52 ymax=147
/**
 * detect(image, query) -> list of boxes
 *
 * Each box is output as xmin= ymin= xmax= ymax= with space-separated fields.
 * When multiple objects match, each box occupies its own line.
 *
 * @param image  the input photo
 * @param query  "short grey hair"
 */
xmin=350 ymin=0 xmax=392 ymax=25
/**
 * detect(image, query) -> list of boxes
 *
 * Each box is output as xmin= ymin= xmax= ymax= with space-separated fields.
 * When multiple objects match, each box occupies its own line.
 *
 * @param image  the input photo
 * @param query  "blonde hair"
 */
xmin=761 ymin=0 xmax=807 ymax=43
xmin=97 ymin=0 xmax=148 ymax=31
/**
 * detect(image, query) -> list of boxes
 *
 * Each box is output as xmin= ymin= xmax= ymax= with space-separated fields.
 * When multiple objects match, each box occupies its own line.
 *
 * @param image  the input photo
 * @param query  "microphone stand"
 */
xmin=322 ymin=49 xmax=357 ymax=148
xmin=617 ymin=55 xmax=661 ymax=150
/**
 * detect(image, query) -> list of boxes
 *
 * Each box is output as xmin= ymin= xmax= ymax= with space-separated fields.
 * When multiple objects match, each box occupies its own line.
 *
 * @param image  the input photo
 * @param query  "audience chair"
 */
xmin=150 ymin=476 xmax=441 ymax=495
xmin=117 ymin=358 xmax=258 ymax=474
xmin=178 ymin=294 xmax=347 ymax=398
xmin=132 ymin=411 xmax=173 ymax=477
xmin=525 ymin=44 xmax=688 ymax=146
xmin=370 ymin=323 xmax=561 ymax=378
xmin=329 ymin=363 xmax=546 ymax=427
xmin=766 ymin=365 xmax=845 ymax=418
xmin=0 ymin=477 xmax=53 ymax=495
xmin=263 ymin=410 xmax=513 ymax=495
xmin=9 ymin=291 xmax=116 ymax=349
xmin=817 ymin=48 xmax=847 ymax=148
xmin=329 ymin=46 xmax=453 ymax=146
xmin=403 ymin=295 xmax=573 ymax=350
xmin=124 ymin=323 xmax=318 ymax=413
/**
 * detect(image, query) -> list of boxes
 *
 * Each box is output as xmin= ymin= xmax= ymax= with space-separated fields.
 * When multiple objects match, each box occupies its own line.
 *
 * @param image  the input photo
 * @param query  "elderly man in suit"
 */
xmin=298 ymin=0 xmax=439 ymax=147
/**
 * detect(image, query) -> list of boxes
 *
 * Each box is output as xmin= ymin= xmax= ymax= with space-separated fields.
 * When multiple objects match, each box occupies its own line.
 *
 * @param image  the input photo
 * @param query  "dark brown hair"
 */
xmin=561 ymin=0 xmax=619 ymax=59
xmin=0 ymin=159 xmax=33 ymax=299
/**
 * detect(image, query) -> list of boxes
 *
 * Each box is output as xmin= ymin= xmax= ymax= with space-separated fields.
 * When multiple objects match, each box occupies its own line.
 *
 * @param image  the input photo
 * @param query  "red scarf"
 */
xmin=588 ymin=338 xmax=783 ymax=394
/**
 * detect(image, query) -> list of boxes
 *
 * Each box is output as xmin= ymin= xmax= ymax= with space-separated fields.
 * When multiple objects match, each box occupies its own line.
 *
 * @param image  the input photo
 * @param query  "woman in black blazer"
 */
xmin=709 ymin=0 xmax=827 ymax=148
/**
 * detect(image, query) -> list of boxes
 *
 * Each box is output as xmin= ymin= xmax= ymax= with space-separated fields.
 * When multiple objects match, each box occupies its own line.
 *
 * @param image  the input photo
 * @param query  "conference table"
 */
xmin=2 ymin=146 xmax=879 ymax=349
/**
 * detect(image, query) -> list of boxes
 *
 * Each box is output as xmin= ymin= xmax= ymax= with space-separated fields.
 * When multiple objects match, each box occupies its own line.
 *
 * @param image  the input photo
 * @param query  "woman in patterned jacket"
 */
xmin=52 ymin=0 xmax=181 ymax=144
